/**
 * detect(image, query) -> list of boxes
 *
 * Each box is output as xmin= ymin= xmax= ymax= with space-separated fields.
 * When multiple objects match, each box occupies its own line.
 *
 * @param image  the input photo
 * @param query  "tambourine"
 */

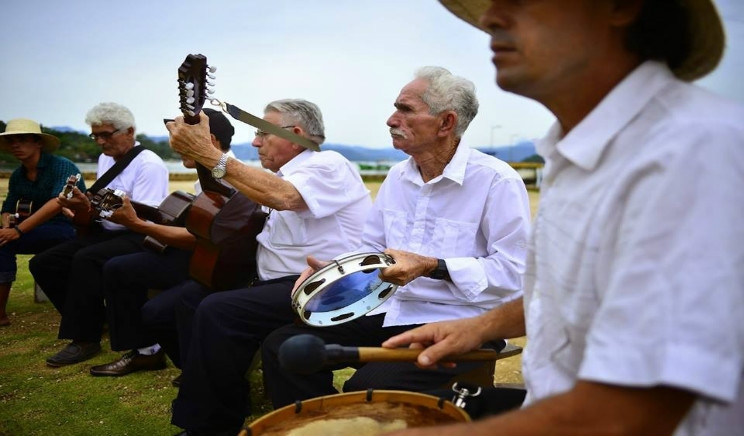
xmin=292 ymin=252 xmax=398 ymax=327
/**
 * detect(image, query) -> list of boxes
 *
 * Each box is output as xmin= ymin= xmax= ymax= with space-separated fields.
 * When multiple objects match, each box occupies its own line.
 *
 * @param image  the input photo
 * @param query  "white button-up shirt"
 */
xmin=523 ymin=61 xmax=744 ymax=436
xmin=366 ymin=144 xmax=531 ymax=326
xmin=256 ymin=149 xmax=372 ymax=280
xmin=96 ymin=144 xmax=169 ymax=231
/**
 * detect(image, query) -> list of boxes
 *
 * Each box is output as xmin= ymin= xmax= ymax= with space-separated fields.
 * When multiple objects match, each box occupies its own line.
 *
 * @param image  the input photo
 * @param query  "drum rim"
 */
xmin=247 ymin=389 xmax=471 ymax=434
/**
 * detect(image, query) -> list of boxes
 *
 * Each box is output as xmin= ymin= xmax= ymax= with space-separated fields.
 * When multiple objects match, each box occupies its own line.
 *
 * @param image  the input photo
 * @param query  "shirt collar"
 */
xmin=538 ymin=61 xmax=675 ymax=171
xmin=400 ymin=143 xmax=470 ymax=186
xmin=277 ymin=148 xmax=314 ymax=177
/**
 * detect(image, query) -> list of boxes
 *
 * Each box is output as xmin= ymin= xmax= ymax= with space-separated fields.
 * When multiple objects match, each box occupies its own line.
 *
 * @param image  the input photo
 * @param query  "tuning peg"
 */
xmin=207 ymin=80 xmax=215 ymax=87
xmin=208 ymin=65 xmax=217 ymax=73
xmin=185 ymin=82 xmax=195 ymax=90
xmin=186 ymin=97 xmax=195 ymax=104
xmin=207 ymin=89 xmax=215 ymax=95
xmin=186 ymin=89 xmax=195 ymax=98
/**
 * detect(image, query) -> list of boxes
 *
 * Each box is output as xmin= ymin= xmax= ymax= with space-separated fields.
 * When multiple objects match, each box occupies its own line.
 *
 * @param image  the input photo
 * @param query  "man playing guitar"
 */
xmin=0 ymin=118 xmax=86 ymax=327
xmin=88 ymin=108 xmax=256 ymax=378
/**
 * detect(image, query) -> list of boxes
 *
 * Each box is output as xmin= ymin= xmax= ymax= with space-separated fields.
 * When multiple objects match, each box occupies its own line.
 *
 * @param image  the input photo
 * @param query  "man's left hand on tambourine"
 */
xmin=379 ymin=249 xmax=435 ymax=286
xmin=291 ymin=255 xmax=331 ymax=297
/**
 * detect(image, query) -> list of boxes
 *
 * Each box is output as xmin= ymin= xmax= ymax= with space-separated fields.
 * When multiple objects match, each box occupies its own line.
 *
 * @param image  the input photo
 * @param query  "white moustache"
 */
xmin=390 ymin=128 xmax=407 ymax=139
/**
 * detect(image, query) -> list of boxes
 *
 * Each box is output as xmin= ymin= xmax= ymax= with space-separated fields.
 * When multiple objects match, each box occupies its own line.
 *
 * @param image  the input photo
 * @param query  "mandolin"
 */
xmin=176 ymin=54 xmax=267 ymax=291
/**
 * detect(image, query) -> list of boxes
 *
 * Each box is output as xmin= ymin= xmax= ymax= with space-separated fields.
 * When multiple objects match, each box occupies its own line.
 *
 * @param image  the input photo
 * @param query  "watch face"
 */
xmin=211 ymin=167 xmax=226 ymax=179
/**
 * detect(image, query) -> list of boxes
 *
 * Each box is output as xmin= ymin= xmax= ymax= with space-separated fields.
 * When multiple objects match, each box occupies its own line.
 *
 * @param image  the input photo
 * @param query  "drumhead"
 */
xmin=247 ymin=390 xmax=470 ymax=436
xmin=292 ymin=253 xmax=398 ymax=327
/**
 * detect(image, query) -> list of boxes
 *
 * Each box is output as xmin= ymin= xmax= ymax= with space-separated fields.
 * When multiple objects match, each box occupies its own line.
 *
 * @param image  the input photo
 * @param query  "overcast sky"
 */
xmin=1 ymin=0 xmax=742 ymax=149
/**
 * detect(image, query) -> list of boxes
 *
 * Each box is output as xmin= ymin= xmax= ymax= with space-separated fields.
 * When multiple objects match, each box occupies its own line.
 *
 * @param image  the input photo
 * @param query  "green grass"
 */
xmin=0 ymin=255 xmax=353 ymax=436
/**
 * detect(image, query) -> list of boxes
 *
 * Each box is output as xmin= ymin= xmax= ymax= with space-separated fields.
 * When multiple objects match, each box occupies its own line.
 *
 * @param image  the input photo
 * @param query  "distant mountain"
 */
xmin=48 ymin=126 xmax=81 ymax=133
xmin=38 ymin=125 xmax=539 ymax=163
xmin=478 ymin=141 xmax=538 ymax=162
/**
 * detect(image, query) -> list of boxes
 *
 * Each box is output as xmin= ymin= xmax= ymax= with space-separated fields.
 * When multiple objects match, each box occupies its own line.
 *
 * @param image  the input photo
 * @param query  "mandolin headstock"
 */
xmin=177 ymin=54 xmax=216 ymax=125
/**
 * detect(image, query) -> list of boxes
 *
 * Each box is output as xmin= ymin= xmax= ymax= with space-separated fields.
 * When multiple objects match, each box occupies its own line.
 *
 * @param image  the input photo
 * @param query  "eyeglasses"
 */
xmin=254 ymin=125 xmax=296 ymax=139
xmin=89 ymin=128 xmax=123 ymax=141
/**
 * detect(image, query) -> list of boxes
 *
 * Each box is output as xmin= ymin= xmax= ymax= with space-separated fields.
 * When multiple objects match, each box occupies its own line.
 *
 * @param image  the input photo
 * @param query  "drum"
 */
xmin=243 ymin=390 xmax=470 ymax=436
xmin=291 ymin=253 xmax=398 ymax=327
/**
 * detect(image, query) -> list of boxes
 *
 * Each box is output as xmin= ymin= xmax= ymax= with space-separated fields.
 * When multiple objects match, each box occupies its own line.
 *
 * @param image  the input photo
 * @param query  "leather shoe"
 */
xmin=90 ymin=349 xmax=166 ymax=376
xmin=46 ymin=341 xmax=101 ymax=367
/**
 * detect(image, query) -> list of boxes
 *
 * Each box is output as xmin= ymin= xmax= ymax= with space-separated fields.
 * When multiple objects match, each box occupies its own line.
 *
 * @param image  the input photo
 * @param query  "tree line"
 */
xmin=0 ymin=120 xmax=179 ymax=168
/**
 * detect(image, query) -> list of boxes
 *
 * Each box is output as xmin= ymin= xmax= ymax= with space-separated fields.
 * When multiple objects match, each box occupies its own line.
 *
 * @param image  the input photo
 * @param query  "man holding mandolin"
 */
xmin=165 ymin=98 xmax=372 ymax=436
xmin=0 ymin=118 xmax=86 ymax=327
xmin=88 ymin=108 xmax=247 ymax=377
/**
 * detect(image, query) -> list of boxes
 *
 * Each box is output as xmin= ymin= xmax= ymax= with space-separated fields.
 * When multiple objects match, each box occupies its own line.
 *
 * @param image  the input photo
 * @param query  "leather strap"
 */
xmin=88 ymin=146 xmax=147 ymax=193
xmin=223 ymin=102 xmax=320 ymax=152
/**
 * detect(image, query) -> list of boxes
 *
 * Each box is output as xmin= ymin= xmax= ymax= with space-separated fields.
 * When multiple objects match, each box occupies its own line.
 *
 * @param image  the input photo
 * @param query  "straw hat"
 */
xmin=0 ymin=118 xmax=60 ymax=152
xmin=438 ymin=0 xmax=725 ymax=81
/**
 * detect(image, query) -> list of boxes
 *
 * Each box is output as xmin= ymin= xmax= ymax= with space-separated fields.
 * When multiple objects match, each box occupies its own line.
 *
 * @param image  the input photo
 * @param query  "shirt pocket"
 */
xmin=382 ymin=209 xmax=407 ymax=246
xmin=431 ymin=217 xmax=479 ymax=256
xmin=267 ymin=212 xmax=307 ymax=247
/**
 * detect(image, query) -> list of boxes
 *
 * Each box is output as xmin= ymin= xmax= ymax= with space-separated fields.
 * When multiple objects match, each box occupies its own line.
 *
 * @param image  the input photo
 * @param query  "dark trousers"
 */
xmin=261 ymin=314 xmax=506 ymax=410
xmin=169 ymin=276 xmax=298 ymax=435
xmin=102 ymin=248 xmax=192 ymax=351
xmin=141 ymin=279 xmax=212 ymax=368
xmin=0 ymin=221 xmax=76 ymax=283
xmin=29 ymin=229 xmax=145 ymax=342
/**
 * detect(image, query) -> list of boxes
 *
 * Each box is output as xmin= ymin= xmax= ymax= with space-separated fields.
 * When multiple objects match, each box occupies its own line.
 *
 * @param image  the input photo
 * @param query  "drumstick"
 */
xmin=278 ymin=334 xmax=498 ymax=374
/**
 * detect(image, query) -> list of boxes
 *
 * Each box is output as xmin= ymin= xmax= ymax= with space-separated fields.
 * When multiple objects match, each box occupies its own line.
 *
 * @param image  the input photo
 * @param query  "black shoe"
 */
xmin=171 ymin=372 xmax=183 ymax=387
xmin=90 ymin=349 xmax=167 ymax=376
xmin=46 ymin=341 xmax=101 ymax=367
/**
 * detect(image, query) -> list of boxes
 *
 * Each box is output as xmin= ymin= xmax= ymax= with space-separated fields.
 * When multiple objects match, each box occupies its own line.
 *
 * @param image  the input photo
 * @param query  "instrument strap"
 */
xmin=221 ymin=102 xmax=320 ymax=152
xmin=88 ymin=146 xmax=147 ymax=194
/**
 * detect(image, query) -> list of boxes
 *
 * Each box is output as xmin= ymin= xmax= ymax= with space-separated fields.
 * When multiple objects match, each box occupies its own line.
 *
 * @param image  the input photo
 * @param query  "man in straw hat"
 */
xmin=0 ymin=118 xmax=86 ymax=327
xmin=383 ymin=1 xmax=743 ymax=435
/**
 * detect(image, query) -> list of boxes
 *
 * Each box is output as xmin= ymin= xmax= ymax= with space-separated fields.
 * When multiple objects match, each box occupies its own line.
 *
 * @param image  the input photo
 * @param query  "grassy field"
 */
xmin=0 ymin=176 xmax=536 ymax=436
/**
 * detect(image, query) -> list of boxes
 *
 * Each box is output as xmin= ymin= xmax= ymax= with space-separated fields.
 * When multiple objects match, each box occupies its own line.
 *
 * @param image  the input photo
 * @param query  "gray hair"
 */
xmin=264 ymin=99 xmax=326 ymax=146
xmin=414 ymin=66 xmax=478 ymax=138
xmin=85 ymin=102 xmax=136 ymax=131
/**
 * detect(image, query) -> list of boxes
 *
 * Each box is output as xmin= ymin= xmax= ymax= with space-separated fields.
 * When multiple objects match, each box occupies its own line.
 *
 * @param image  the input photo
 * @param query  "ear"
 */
xmin=438 ymin=111 xmax=457 ymax=137
xmin=209 ymin=133 xmax=220 ymax=150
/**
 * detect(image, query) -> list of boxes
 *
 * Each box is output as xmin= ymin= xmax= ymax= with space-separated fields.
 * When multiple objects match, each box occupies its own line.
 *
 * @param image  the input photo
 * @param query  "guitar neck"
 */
xmin=129 ymin=201 xmax=163 ymax=224
xmin=196 ymin=164 xmax=234 ymax=198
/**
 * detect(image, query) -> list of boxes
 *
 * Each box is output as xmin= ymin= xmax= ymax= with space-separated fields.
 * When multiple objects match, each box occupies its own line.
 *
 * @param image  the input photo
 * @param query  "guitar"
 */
xmin=177 ymin=54 xmax=267 ymax=291
xmin=5 ymin=199 xmax=33 ymax=229
xmin=89 ymin=187 xmax=195 ymax=252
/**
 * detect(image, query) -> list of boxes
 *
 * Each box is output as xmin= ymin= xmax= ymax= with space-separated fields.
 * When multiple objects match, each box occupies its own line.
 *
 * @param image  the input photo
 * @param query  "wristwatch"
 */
xmin=427 ymin=258 xmax=450 ymax=281
xmin=211 ymin=153 xmax=229 ymax=179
